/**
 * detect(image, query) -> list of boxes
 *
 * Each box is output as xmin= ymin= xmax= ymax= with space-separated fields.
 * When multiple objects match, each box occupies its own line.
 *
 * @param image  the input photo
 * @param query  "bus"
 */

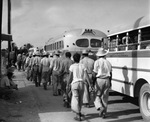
xmin=107 ymin=15 xmax=150 ymax=121
xmin=44 ymin=28 xmax=108 ymax=56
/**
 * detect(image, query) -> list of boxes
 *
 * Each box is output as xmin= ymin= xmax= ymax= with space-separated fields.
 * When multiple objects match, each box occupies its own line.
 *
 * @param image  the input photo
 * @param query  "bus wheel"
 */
xmin=139 ymin=83 xmax=150 ymax=122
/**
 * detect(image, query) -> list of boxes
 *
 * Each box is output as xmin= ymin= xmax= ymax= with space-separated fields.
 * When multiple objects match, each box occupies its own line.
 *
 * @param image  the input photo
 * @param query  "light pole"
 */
xmin=8 ymin=0 xmax=11 ymax=67
xmin=0 ymin=0 xmax=3 ymax=78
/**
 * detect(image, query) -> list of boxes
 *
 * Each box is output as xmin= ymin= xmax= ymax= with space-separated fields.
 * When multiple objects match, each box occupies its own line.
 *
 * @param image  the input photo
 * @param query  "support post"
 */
xmin=0 ymin=0 xmax=3 ymax=79
xmin=8 ymin=0 xmax=11 ymax=67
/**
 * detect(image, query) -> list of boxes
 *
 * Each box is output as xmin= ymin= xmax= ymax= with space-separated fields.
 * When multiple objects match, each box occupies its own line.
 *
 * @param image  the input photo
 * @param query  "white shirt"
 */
xmin=69 ymin=63 xmax=87 ymax=84
xmin=93 ymin=58 xmax=112 ymax=78
xmin=41 ymin=57 xmax=50 ymax=72
xmin=33 ymin=56 xmax=41 ymax=66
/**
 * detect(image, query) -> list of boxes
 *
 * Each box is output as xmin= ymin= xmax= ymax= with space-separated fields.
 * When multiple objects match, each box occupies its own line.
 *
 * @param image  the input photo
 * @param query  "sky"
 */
xmin=2 ymin=0 xmax=150 ymax=48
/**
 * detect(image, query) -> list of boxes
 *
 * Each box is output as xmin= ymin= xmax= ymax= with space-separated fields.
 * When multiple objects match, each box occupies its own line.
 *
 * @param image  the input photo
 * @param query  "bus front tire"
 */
xmin=139 ymin=83 xmax=150 ymax=122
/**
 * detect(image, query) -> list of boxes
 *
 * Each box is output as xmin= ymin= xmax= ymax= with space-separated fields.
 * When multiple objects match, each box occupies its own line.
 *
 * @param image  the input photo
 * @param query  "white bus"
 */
xmin=107 ymin=15 xmax=150 ymax=121
xmin=44 ymin=28 xmax=108 ymax=55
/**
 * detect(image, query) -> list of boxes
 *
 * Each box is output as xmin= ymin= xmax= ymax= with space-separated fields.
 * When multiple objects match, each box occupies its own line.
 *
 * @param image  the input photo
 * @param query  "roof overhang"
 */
xmin=1 ymin=34 xmax=12 ymax=41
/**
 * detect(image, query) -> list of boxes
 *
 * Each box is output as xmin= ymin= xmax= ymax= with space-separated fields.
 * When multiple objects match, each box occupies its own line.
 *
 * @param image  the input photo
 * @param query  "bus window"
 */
xmin=62 ymin=41 xmax=64 ymax=48
xmin=90 ymin=39 xmax=101 ymax=47
xmin=55 ymin=43 xmax=56 ymax=50
xmin=119 ymin=33 xmax=126 ymax=45
xmin=117 ymin=33 xmax=126 ymax=51
xmin=109 ymin=38 xmax=116 ymax=51
xmin=50 ymin=44 xmax=52 ymax=50
xmin=129 ymin=30 xmax=138 ymax=43
xmin=59 ymin=41 xmax=61 ymax=49
xmin=76 ymin=38 xmax=89 ymax=47
xmin=53 ymin=43 xmax=54 ymax=50
xmin=128 ymin=30 xmax=138 ymax=50
xmin=141 ymin=27 xmax=150 ymax=41
xmin=141 ymin=27 xmax=150 ymax=49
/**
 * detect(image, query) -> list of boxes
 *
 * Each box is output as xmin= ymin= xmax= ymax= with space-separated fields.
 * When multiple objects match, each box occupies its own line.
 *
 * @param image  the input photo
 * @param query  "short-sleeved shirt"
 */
xmin=93 ymin=58 xmax=112 ymax=78
xmin=33 ymin=56 xmax=41 ymax=66
xmin=69 ymin=63 xmax=87 ymax=84
xmin=41 ymin=57 xmax=50 ymax=72
xmin=80 ymin=57 xmax=94 ymax=74
xmin=60 ymin=58 xmax=73 ymax=74
xmin=51 ymin=56 xmax=64 ymax=73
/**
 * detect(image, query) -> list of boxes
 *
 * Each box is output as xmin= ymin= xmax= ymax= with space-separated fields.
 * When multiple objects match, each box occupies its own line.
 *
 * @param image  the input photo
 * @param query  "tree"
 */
xmin=26 ymin=43 xmax=33 ymax=50
xmin=19 ymin=43 xmax=33 ymax=54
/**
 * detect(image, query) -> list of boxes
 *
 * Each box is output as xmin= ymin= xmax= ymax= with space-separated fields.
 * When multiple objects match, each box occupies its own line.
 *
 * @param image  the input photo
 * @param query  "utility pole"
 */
xmin=0 ymin=0 xmax=3 ymax=78
xmin=8 ymin=0 xmax=11 ymax=67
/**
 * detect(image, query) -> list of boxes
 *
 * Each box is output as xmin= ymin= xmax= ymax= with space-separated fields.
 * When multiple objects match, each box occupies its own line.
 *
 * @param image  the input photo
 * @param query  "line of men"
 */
xmin=24 ymin=47 xmax=112 ymax=121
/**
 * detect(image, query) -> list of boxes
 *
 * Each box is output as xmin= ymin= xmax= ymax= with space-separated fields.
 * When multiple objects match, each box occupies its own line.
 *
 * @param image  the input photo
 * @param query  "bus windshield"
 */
xmin=90 ymin=39 xmax=101 ymax=47
xmin=76 ymin=38 xmax=89 ymax=47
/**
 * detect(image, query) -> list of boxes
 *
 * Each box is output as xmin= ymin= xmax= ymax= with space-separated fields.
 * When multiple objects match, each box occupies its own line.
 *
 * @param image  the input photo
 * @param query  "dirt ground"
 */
xmin=0 ymin=70 xmax=70 ymax=122
xmin=0 ymin=71 xmax=40 ymax=122
xmin=0 ymin=70 xmax=144 ymax=122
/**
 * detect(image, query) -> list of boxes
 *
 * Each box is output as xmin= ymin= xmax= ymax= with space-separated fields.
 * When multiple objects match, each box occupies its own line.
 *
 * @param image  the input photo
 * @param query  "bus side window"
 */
xmin=118 ymin=36 xmax=126 ymax=51
xmin=109 ymin=39 xmax=116 ymax=51
xmin=118 ymin=38 xmax=122 ymax=45
xmin=141 ymin=27 xmax=150 ymax=49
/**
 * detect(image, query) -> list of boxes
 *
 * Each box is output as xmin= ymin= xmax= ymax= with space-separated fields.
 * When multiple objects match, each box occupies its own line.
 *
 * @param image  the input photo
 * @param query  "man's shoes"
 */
xmin=58 ymin=89 xmax=61 ymax=95
xmin=86 ymin=104 xmax=90 ymax=108
xmin=74 ymin=116 xmax=81 ymax=121
xmin=53 ymin=94 xmax=57 ymax=96
xmin=102 ymin=113 xmax=106 ymax=119
xmin=99 ymin=107 xmax=105 ymax=117
xmin=43 ymin=85 xmax=47 ymax=90
xmin=84 ymin=103 xmax=90 ymax=108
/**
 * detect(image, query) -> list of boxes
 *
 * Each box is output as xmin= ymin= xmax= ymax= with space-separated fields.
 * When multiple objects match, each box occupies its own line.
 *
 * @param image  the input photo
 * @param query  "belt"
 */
xmin=97 ymin=76 xmax=110 ymax=79
xmin=72 ymin=80 xmax=84 ymax=84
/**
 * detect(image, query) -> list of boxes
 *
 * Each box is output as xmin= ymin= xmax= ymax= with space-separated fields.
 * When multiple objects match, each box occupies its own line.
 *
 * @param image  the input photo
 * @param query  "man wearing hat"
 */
xmin=40 ymin=52 xmax=50 ymax=90
xmin=25 ymin=53 xmax=32 ymax=81
xmin=50 ymin=50 xmax=61 ymax=96
xmin=93 ymin=48 xmax=112 ymax=118
xmin=80 ymin=49 xmax=95 ymax=107
xmin=32 ymin=51 xmax=42 ymax=87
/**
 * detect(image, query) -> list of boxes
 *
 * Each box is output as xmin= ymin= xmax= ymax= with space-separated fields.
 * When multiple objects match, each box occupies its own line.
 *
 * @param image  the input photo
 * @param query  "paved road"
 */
xmin=0 ymin=70 xmax=144 ymax=122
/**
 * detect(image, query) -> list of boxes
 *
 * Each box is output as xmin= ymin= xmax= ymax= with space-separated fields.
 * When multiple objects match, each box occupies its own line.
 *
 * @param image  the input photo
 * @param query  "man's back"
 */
xmin=41 ymin=57 xmax=50 ymax=72
xmin=60 ymin=58 xmax=73 ymax=74
xmin=80 ymin=57 xmax=94 ymax=74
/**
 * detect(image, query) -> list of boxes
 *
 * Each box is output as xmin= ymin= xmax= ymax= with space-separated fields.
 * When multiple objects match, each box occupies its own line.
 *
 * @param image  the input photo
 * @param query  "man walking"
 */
xmin=93 ymin=48 xmax=112 ymax=118
xmin=32 ymin=52 xmax=41 ymax=87
xmin=80 ymin=50 xmax=94 ymax=107
xmin=50 ymin=50 xmax=61 ymax=96
xmin=67 ymin=53 xmax=92 ymax=121
xmin=40 ymin=52 xmax=50 ymax=90
xmin=59 ymin=52 xmax=73 ymax=107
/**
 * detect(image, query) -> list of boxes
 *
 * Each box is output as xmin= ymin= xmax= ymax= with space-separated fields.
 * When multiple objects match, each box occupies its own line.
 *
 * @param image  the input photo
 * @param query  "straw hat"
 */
xmin=43 ymin=51 xmax=49 ymax=56
xmin=54 ymin=50 xmax=61 ymax=55
xmin=82 ymin=49 xmax=88 ymax=54
xmin=35 ymin=51 xmax=41 ymax=56
xmin=49 ymin=52 xmax=53 ymax=57
xmin=96 ymin=48 xmax=108 ymax=57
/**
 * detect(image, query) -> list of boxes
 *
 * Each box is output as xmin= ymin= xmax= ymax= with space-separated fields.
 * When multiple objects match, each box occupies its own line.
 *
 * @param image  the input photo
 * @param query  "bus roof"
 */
xmin=108 ymin=15 xmax=150 ymax=36
xmin=46 ymin=28 xmax=107 ymax=45
xmin=64 ymin=28 xmax=107 ymax=37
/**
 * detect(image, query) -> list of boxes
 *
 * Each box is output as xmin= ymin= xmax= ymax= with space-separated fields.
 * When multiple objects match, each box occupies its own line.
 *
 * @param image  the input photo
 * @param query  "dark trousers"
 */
xmin=32 ymin=65 xmax=41 ymax=87
xmin=52 ymin=71 xmax=61 ymax=95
